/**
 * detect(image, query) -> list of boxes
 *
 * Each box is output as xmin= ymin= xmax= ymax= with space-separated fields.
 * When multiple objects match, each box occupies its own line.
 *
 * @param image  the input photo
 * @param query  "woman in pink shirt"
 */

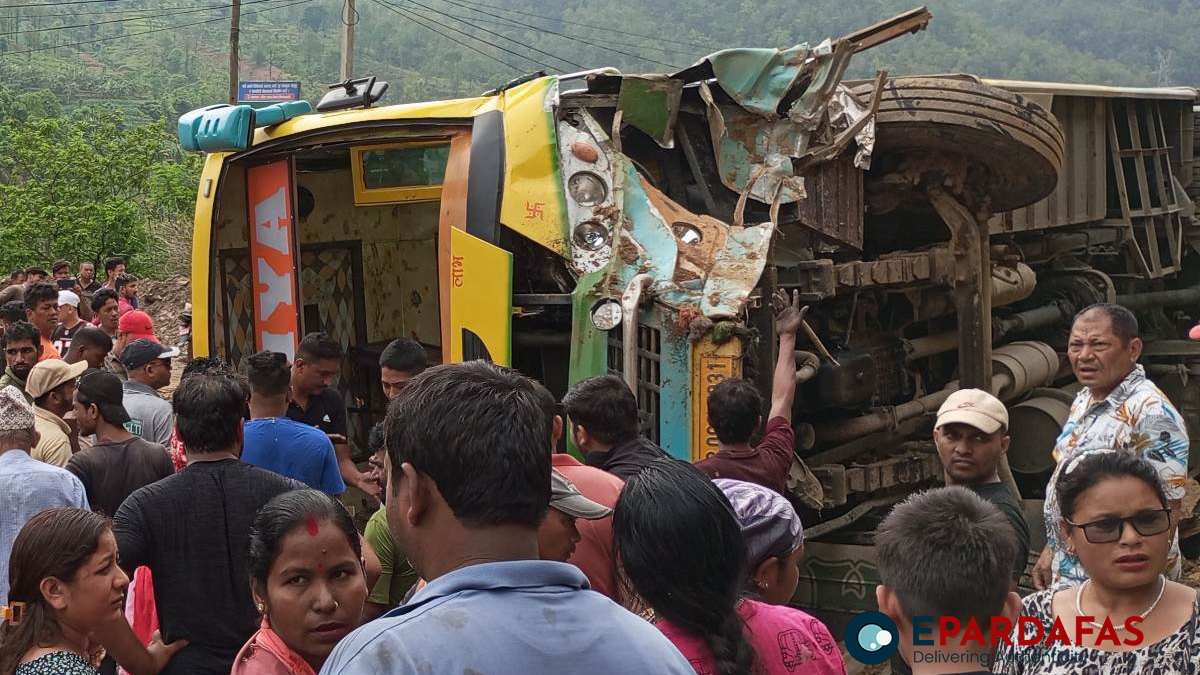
xmin=615 ymin=459 xmax=846 ymax=675
xmin=232 ymin=489 xmax=368 ymax=675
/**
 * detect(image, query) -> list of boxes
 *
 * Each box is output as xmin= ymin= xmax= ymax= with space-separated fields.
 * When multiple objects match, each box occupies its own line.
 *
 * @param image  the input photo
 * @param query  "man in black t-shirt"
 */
xmin=67 ymin=370 xmax=173 ymax=517
xmin=52 ymin=290 xmax=86 ymax=355
xmin=932 ymin=389 xmax=1031 ymax=587
xmin=103 ymin=370 xmax=303 ymax=675
xmin=287 ymin=332 xmax=377 ymax=498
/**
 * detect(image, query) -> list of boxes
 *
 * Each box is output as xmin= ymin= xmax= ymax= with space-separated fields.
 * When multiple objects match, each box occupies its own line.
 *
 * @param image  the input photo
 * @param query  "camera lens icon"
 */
xmin=844 ymin=611 xmax=899 ymax=664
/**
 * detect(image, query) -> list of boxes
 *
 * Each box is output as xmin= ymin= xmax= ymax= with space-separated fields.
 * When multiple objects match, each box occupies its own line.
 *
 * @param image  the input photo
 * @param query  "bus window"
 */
xmin=351 ymin=142 xmax=451 ymax=205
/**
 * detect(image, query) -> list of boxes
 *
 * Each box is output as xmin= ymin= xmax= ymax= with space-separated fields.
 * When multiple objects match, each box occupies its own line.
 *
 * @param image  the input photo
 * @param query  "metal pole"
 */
xmin=927 ymin=186 xmax=1022 ymax=499
xmin=927 ymin=187 xmax=993 ymax=389
xmin=340 ymin=0 xmax=356 ymax=81
xmin=229 ymin=0 xmax=241 ymax=105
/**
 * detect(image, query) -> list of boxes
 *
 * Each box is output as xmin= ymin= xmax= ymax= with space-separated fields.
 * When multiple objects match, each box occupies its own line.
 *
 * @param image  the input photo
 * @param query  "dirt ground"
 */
xmin=138 ymin=276 xmax=191 ymax=396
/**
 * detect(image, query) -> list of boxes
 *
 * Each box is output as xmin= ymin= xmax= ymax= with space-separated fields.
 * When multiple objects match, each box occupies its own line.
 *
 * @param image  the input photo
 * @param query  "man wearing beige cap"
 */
xmin=933 ymin=388 xmax=1030 ymax=586
xmin=27 ymin=357 xmax=89 ymax=466
xmin=0 ymin=384 xmax=88 ymax=604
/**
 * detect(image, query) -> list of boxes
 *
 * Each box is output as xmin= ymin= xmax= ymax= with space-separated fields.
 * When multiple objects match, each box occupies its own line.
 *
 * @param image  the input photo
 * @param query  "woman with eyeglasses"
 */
xmin=995 ymin=451 xmax=1198 ymax=673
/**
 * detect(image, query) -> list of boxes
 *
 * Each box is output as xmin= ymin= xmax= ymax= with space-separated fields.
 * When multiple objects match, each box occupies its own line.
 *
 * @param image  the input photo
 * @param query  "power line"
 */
xmin=441 ymin=0 xmax=695 ymax=58
xmin=0 ymin=0 xmax=293 ymax=38
xmin=0 ymin=0 xmax=312 ymax=57
xmin=0 ymin=1 xmax=238 ymax=16
xmin=367 ymin=0 xmax=537 ymax=72
xmin=437 ymin=0 xmax=714 ymax=51
xmin=364 ymin=0 xmax=522 ymax=73
xmin=429 ymin=0 xmax=684 ymax=68
xmin=0 ymin=0 xmax=146 ymax=6
xmin=386 ymin=0 xmax=585 ymax=71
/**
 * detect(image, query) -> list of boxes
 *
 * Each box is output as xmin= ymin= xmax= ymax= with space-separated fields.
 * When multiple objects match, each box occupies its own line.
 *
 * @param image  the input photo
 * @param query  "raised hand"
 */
xmin=772 ymin=289 xmax=808 ymax=337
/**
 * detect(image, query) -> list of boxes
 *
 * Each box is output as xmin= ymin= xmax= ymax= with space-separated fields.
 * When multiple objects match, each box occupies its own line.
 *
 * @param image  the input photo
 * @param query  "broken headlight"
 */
xmin=572 ymin=220 xmax=610 ymax=251
xmin=590 ymin=300 xmax=622 ymax=331
xmin=567 ymin=171 xmax=608 ymax=207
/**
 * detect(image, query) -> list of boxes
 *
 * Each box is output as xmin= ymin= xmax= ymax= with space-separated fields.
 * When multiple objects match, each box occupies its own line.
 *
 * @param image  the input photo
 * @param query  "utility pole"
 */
xmin=229 ymin=0 xmax=241 ymax=104
xmin=340 ymin=0 xmax=355 ymax=81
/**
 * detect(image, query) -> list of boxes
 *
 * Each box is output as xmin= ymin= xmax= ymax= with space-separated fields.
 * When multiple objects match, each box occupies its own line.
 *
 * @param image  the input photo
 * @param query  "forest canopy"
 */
xmin=0 ymin=0 xmax=1195 ymax=271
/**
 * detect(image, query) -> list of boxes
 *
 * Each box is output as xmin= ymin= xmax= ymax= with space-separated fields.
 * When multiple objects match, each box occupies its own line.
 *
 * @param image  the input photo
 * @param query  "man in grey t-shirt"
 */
xmin=120 ymin=339 xmax=178 ymax=446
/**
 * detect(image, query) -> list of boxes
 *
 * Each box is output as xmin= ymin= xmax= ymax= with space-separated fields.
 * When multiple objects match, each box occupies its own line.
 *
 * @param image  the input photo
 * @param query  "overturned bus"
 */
xmin=181 ymin=6 xmax=1199 ymax=632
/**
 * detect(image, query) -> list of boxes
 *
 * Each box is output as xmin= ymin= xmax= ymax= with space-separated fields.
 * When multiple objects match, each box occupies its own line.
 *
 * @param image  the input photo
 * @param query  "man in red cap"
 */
xmin=113 ymin=310 xmax=156 ymax=380
xmin=117 ymin=310 xmax=156 ymax=344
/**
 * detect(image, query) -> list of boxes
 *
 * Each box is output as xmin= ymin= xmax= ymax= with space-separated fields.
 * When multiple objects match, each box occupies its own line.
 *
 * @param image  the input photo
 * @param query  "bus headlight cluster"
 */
xmin=567 ymin=171 xmax=608 ymax=207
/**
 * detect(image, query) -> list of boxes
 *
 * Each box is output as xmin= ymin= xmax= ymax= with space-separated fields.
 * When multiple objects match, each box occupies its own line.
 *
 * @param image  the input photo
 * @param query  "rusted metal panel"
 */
xmin=794 ymin=153 xmax=864 ymax=249
xmin=993 ymin=95 xmax=1107 ymax=233
xmin=780 ymin=248 xmax=954 ymax=300
xmin=616 ymin=75 xmax=684 ymax=149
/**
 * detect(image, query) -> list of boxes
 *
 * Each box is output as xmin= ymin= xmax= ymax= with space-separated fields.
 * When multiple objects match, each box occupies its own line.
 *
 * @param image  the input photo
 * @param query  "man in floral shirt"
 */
xmin=1033 ymin=304 xmax=1189 ymax=589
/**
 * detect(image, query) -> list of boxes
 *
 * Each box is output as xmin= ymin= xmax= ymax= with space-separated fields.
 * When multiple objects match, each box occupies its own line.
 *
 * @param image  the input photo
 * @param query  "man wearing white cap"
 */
xmin=0 ymin=384 xmax=88 ymax=604
xmin=933 ymin=388 xmax=1030 ymax=587
xmin=52 ymin=289 xmax=86 ymax=355
xmin=27 ymin=357 xmax=89 ymax=466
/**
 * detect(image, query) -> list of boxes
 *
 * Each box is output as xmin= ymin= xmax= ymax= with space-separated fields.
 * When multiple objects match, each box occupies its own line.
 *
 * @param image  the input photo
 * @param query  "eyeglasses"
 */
xmin=1065 ymin=509 xmax=1171 ymax=544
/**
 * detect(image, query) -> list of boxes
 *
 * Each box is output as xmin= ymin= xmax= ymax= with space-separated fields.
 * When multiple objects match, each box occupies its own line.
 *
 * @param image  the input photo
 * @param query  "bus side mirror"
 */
xmin=178 ymin=104 xmax=254 ymax=153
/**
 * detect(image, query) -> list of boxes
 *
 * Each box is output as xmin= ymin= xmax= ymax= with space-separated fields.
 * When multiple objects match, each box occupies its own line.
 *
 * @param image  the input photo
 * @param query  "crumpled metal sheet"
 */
xmin=787 ymin=39 xmax=847 ymax=129
xmin=700 ymin=44 xmax=811 ymax=118
xmin=584 ymin=147 xmax=775 ymax=321
xmin=617 ymin=75 xmax=684 ymax=149
xmin=701 ymin=81 xmax=809 ymax=206
xmin=697 ymin=40 xmax=875 ymax=209
xmin=700 ymin=222 xmax=773 ymax=317
xmin=828 ymin=87 xmax=875 ymax=170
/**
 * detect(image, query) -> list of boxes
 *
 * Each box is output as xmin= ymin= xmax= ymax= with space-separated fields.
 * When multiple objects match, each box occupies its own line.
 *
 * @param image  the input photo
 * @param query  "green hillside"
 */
xmin=2 ymin=0 xmax=1198 ymax=119
xmin=0 ymin=0 xmax=1197 ymax=273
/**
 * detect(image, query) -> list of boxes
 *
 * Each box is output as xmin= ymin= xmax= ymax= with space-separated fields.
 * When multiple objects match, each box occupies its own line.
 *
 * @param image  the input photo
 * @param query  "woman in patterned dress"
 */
xmin=995 ymin=451 xmax=1198 ymax=674
xmin=0 ymin=508 xmax=179 ymax=675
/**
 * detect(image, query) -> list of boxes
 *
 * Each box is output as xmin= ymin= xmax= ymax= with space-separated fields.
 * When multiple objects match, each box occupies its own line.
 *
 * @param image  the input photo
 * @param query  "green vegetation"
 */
xmin=0 ymin=95 xmax=201 ymax=274
xmin=0 ymin=0 xmax=1196 ymax=271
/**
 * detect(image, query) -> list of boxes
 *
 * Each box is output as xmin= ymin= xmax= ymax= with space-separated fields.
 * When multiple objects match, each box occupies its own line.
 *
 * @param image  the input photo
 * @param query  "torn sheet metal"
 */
xmin=828 ymin=87 xmax=875 ymax=169
xmin=699 ymin=44 xmax=812 ymax=118
xmin=573 ymin=144 xmax=774 ymax=320
xmin=788 ymin=39 xmax=851 ymax=129
xmin=695 ymin=40 xmax=875 ymax=207
xmin=699 ymin=82 xmax=808 ymax=206
xmin=700 ymin=223 xmax=773 ymax=317
xmin=617 ymin=75 xmax=684 ymax=148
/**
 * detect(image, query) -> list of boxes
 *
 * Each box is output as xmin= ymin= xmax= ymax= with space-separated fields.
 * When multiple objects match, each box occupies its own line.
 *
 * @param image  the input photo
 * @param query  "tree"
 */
xmin=0 ymin=111 xmax=201 ymax=274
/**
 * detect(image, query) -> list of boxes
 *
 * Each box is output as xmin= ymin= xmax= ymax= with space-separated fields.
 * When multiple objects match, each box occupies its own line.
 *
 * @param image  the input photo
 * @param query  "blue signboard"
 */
xmin=238 ymin=80 xmax=302 ymax=103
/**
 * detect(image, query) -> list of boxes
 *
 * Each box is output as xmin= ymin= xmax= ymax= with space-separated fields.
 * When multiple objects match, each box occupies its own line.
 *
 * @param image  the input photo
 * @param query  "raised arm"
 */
xmin=768 ymin=289 xmax=807 ymax=422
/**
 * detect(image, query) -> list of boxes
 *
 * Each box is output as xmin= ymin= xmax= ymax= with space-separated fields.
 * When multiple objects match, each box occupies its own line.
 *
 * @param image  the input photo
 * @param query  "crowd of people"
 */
xmin=0 ymin=256 xmax=1196 ymax=675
